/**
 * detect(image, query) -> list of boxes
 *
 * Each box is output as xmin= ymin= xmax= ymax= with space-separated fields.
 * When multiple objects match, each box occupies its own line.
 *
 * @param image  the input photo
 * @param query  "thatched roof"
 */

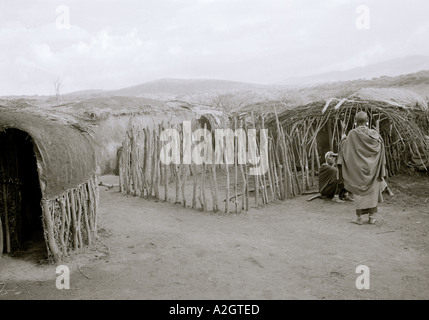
xmin=0 ymin=107 xmax=96 ymax=198
xmin=349 ymin=88 xmax=428 ymax=111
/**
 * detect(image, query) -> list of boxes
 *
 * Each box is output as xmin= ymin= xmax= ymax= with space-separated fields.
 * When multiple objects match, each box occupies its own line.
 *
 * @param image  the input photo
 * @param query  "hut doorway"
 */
xmin=0 ymin=129 xmax=46 ymax=260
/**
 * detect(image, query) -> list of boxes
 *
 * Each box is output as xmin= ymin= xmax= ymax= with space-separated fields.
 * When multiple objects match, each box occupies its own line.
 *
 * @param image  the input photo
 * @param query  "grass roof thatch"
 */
xmin=349 ymin=88 xmax=428 ymax=111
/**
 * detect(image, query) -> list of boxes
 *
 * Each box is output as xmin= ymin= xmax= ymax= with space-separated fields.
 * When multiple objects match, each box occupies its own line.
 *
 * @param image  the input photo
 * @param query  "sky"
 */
xmin=0 ymin=0 xmax=428 ymax=95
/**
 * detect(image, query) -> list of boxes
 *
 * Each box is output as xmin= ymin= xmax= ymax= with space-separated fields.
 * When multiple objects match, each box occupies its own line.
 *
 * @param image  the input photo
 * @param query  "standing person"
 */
xmin=319 ymin=151 xmax=353 ymax=203
xmin=337 ymin=111 xmax=387 ymax=225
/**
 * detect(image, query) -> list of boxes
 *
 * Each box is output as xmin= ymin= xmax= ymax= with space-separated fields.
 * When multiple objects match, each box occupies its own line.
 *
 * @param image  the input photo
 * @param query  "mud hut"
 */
xmin=0 ymin=107 xmax=99 ymax=263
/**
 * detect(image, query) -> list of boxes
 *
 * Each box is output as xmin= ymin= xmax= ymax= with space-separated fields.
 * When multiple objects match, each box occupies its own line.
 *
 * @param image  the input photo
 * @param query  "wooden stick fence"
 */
xmin=119 ymin=114 xmax=308 ymax=213
xmin=119 ymin=102 xmax=429 ymax=213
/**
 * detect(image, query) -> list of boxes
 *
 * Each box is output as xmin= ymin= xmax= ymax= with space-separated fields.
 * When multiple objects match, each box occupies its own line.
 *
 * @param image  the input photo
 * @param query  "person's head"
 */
xmin=325 ymin=151 xmax=337 ymax=165
xmin=355 ymin=111 xmax=369 ymax=126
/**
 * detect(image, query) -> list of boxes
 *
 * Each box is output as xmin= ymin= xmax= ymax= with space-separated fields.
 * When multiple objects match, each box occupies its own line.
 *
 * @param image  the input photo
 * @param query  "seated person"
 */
xmin=319 ymin=151 xmax=354 ymax=203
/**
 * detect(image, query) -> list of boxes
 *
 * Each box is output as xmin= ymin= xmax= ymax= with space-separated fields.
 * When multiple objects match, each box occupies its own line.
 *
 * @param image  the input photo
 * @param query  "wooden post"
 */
xmin=274 ymin=109 xmax=286 ymax=199
xmin=163 ymin=126 xmax=168 ymax=202
xmin=76 ymin=186 xmax=83 ymax=249
xmin=287 ymin=133 xmax=300 ymax=197
xmin=141 ymin=129 xmax=147 ymax=197
xmin=69 ymin=189 xmax=78 ymax=251
xmin=274 ymin=141 xmax=284 ymax=199
xmin=191 ymin=163 xmax=198 ymax=209
xmin=239 ymin=120 xmax=247 ymax=210
xmin=174 ymin=124 xmax=181 ymax=204
xmin=59 ymin=197 xmax=67 ymax=254
xmin=0 ymin=197 xmax=3 ymax=256
xmin=244 ymin=157 xmax=249 ymax=211
xmin=181 ymin=164 xmax=188 ymax=207
xmin=65 ymin=191 xmax=72 ymax=253
xmin=234 ymin=117 xmax=238 ymax=213
xmin=309 ymin=126 xmax=320 ymax=176
xmin=207 ymin=162 xmax=215 ymax=212
xmin=244 ymin=122 xmax=250 ymax=211
xmin=281 ymin=127 xmax=294 ymax=198
xmin=250 ymin=112 xmax=259 ymax=206
xmin=154 ymin=128 xmax=160 ymax=200
xmin=127 ymin=133 xmax=133 ymax=195
xmin=201 ymin=162 xmax=207 ymax=211
xmin=175 ymin=163 xmax=182 ymax=204
xmin=200 ymin=123 xmax=207 ymax=211
xmin=144 ymin=128 xmax=148 ymax=197
xmin=207 ymin=128 xmax=216 ymax=212
xmin=149 ymin=128 xmax=155 ymax=198
xmin=261 ymin=115 xmax=274 ymax=202
xmin=92 ymin=177 xmax=99 ymax=234
xmin=267 ymin=137 xmax=276 ymax=201
xmin=224 ymin=148 xmax=230 ymax=213
xmin=211 ymin=151 xmax=219 ymax=212
xmin=327 ymin=118 xmax=333 ymax=152
xmin=41 ymin=199 xmax=61 ymax=263
xmin=131 ymin=130 xmax=138 ymax=196
xmin=1 ymin=181 xmax=11 ymax=253
xmin=85 ymin=181 xmax=94 ymax=232
xmin=82 ymin=187 xmax=92 ymax=246
xmin=270 ymin=142 xmax=280 ymax=200
xmin=118 ymin=142 xmax=124 ymax=193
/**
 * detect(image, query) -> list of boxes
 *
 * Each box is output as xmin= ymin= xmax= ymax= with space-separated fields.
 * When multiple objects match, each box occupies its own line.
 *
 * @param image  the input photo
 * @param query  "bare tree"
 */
xmin=53 ymin=78 xmax=63 ymax=106
xmin=205 ymin=92 xmax=256 ymax=116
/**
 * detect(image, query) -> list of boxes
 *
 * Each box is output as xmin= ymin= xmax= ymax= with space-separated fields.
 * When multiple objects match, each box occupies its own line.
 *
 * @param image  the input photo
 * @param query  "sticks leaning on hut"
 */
xmin=0 ymin=202 xmax=3 ymax=257
xmin=40 ymin=178 xmax=99 ymax=262
xmin=268 ymin=99 xmax=429 ymax=178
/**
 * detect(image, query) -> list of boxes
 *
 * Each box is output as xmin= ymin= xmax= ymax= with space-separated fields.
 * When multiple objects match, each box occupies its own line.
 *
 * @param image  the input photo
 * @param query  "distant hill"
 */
xmin=301 ymin=70 xmax=429 ymax=101
xmin=2 ymin=67 xmax=428 ymax=112
xmin=239 ymin=70 xmax=429 ymax=113
xmin=62 ymin=89 xmax=107 ymax=99
xmin=281 ymin=55 xmax=429 ymax=86
xmin=106 ymin=78 xmax=281 ymax=99
xmin=70 ymin=96 xmax=164 ymax=110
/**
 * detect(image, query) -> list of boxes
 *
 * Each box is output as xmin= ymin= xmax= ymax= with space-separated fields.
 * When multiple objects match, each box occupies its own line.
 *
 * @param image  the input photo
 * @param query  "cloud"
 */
xmin=0 ymin=0 xmax=429 ymax=95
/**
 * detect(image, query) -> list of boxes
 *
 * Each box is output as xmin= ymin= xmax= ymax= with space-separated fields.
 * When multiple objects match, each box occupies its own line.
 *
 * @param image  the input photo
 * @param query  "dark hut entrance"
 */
xmin=0 ymin=129 xmax=46 ymax=260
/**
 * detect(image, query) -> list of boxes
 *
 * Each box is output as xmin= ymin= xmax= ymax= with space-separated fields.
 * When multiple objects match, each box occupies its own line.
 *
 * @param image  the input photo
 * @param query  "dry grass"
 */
xmin=349 ymin=88 xmax=428 ymax=110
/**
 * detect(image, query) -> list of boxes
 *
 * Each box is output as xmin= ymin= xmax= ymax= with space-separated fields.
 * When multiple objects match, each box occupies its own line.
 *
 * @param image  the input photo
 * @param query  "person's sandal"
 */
xmin=369 ymin=216 xmax=377 ymax=224
xmin=342 ymin=194 xmax=354 ymax=201
xmin=332 ymin=195 xmax=345 ymax=203
xmin=352 ymin=216 xmax=363 ymax=225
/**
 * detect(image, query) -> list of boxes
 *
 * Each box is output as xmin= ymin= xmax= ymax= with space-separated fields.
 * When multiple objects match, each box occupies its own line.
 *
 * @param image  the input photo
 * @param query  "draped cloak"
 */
xmin=318 ymin=163 xmax=338 ymax=198
xmin=337 ymin=126 xmax=387 ymax=210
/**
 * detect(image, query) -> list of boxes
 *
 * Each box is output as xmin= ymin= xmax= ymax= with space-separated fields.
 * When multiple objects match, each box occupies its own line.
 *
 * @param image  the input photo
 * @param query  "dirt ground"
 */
xmin=0 ymin=172 xmax=428 ymax=300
